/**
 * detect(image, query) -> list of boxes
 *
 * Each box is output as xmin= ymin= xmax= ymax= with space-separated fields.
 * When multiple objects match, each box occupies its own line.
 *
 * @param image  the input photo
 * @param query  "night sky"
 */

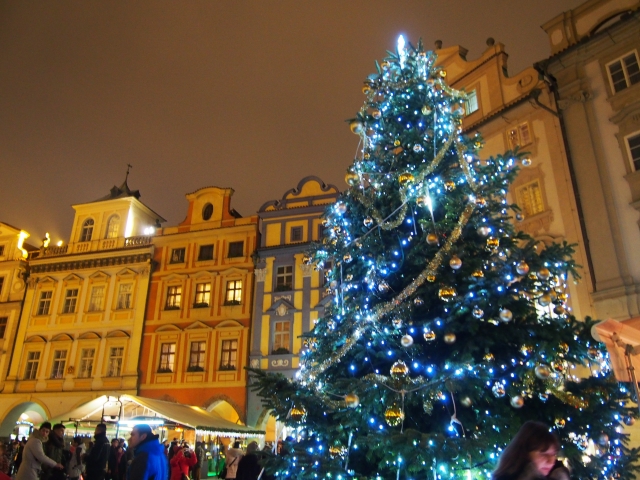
xmin=0 ymin=0 xmax=584 ymax=245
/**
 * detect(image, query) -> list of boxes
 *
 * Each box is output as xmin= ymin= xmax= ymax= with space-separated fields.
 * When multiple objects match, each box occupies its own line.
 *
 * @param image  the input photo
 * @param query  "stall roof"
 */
xmin=53 ymin=394 xmax=264 ymax=436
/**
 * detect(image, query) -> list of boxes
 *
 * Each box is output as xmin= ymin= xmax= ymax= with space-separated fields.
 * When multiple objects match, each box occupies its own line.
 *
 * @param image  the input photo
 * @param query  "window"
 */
xmin=158 ymin=343 xmax=176 ymax=372
xmin=24 ymin=351 xmax=40 ymax=380
xmin=290 ymin=226 xmax=303 ymax=242
xmin=0 ymin=276 xmax=4 ymax=296
xmin=165 ymin=286 xmax=182 ymax=309
xmin=228 ymin=241 xmax=244 ymax=258
xmin=608 ymin=52 xmax=640 ymax=93
xmin=516 ymin=179 xmax=545 ymax=218
xmin=507 ymin=122 xmax=532 ymax=149
xmin=0 ymin=245 xmax=5 ymax=257
xmin=317 ymin=224 xmax=325 ymax=241
xmin=321 ymin=260 xmax=333 ymax=287
xmin=276 ymin=266 xmax=293 ymax=291
xmin=189 ymin=341 xmax=206 ymax=370
xmin=627 ymin=132 xmax=640 ymax=171
xmin=273 ymin=320 xmax=291 ymax=353
xmin=78 ymin=348 xmax=95 ymax=378
xmin=198 ymin=245 xmax=214 ymax=261
xmin=225 ymin=280 xmax=242 ymax=305
xmin=170 ymin=248 xmax=185 ymax=264
xmin=0 ymin=317 xmax=7 ymax=339
xmin=50 ymin=350 xmax=67 ymax=379
xmin=202 ymin=203 xmax=213 ymax=221
xmin=37 ymin=291 xmax=53 ymax=315
xmin=63 ymin=289 xmax=79 ymax=314
xmin=105 ymin=215 xmax=120 ymax=239
xmin=88 ymin=286 xmax=105 ymax=312
xmin=194 ymin=283 xmax=211 ymax=307
xmin=465 ymin=90 xmax=479 ymax=115
xmin=220 ymin=339 xmax=238 ymax=370
xmin=80 ymin=219 xmax=94 ymax=242
xmin=117 ymin=284 xmax=132 ymax=309
xmin=107 ymin=347 xmax=124 ymax=377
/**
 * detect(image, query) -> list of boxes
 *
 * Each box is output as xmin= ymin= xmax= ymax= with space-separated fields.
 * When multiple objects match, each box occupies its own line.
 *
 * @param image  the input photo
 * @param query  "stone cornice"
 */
xmin=30 ymin=253 xmax=152 ymax=274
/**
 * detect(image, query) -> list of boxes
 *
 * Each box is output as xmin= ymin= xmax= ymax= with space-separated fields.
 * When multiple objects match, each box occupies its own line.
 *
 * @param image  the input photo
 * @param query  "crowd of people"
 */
xmin=0 ymin=420 xmax=571 ymax=480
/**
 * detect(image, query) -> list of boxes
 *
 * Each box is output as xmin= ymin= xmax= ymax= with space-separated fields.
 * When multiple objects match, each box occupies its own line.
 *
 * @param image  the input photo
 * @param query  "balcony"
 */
xmin=38 ymin=235 xmax=153 ymax=257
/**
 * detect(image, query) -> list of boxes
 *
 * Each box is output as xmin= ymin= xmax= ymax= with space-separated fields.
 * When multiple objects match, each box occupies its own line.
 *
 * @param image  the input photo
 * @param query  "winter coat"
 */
xmin=493 ymin=463 xmax=546 ymax=480
xmin=41 ymin=433 xmax=69 ymax=480
xmin=15 ymin=429 xmax=58 ymax=480
xmin=85 ymin=433 xmax=111 ymax=480
xmin=68 ymin=444 xmax=86 ymax=479
xmin=235 ymin=453 xmax=262 ymax=480
xmin=128 ymin=434 xmax=169 ymax=480
xmin=223 ymin=449 xmax=243 ymax=480
xmin=169 ymin=449 xmax=197 ymax=480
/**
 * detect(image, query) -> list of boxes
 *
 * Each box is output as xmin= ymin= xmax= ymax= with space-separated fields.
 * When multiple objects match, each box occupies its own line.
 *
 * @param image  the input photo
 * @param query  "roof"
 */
xmin=52 ymin=394 xmax=265 ymax=437
xmin=91 ymin=176 xmax=141 ymax=203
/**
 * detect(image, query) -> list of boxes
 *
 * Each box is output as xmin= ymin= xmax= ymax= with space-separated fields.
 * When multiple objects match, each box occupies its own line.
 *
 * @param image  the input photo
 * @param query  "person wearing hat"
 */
xmin=42 ymin=424 xmax=70 ymax=480
xmin=15 ymin=422 xmax=64 ymax=480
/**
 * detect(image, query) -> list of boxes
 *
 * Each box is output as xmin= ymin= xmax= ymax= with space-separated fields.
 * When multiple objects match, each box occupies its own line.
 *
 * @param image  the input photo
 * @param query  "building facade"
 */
xmin=0 ymin=179 xmax=164 ymax=438
xmin=246 ymin=176 xmax=339 ymax=436
xmin=434 ymin=39 xmax=594 ymax=320
xmin=137 ymin=186 xmax=259 ymax=424
xmin=537 ymin=0 xmax=640 ymax=320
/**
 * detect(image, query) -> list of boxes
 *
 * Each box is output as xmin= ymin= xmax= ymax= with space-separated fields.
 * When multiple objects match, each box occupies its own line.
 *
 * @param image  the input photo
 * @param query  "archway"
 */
xmin=206 ymin=399 xmax=241 ymax=424
xmin=0 ymin=402 xmax=48 ymax=439
xmin=254 ymin=408 xmax=277 ymax=443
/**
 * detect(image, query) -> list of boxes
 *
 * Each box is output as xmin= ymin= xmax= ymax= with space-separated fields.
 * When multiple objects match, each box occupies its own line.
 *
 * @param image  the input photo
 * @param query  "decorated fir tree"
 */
xmin=251 ymin=38 xmax=640 ymax=479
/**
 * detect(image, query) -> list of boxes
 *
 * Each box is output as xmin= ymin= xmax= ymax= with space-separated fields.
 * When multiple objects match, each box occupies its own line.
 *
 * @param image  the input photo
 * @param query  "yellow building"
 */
xmin=246 ymin=176 xmax=340 ymax=438
xmin=0 ymin=177 xmax=164 ymax=438
xmin=434 ymin=38 xmax=594 ymax=320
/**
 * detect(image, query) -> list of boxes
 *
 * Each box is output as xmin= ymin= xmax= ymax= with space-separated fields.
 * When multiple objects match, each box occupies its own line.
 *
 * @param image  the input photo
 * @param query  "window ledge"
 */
xmin=516 ymin=209 xmax=553 ymax=237
xmin=164 ymin=306 xmax=181 ymax=311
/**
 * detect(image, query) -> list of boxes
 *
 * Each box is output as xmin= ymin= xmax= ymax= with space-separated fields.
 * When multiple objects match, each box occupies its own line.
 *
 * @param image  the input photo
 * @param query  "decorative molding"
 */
xmin=250 ymin=358 xmax=260 ymax=368
xmin=31 ymin=253 xmax=152 ymax=274
xmin=271 ymin=358 xmax=289 ymax=368
xmin=557 ymin=90 xmax=591 ymax=110
xmin=27 ymin=277 xmax=38 ymax=289
xmin=299 ymin=263 xmax=314 ymax=277
xmin=254 ymin=268 xmax=267 ymax=282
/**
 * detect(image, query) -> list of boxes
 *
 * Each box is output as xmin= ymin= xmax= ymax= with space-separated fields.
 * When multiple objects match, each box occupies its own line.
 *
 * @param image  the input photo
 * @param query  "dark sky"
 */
xmin=0 ymin=0 xmax=584 ymax=245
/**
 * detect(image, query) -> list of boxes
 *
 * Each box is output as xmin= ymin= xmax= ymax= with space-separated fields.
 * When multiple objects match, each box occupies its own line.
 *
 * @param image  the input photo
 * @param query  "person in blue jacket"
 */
xmin=127 ymin=425 xmax=168 ymax=480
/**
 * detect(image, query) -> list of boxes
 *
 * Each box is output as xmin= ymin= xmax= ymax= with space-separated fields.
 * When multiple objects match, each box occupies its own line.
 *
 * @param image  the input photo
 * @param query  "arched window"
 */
xmin=105 ymin=215 xmax=120 ymax=239
xmin=80 ymin=218 xmax=94 ymax=242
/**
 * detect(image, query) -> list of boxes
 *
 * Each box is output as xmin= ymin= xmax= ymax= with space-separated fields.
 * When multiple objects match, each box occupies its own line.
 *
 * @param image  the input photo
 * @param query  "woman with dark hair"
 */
xmin=492 ymin=421 xmax=562 ymax=480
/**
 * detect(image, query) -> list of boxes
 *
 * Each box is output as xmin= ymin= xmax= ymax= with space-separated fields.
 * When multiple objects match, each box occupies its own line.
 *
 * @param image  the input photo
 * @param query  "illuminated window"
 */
xmin=627 ymin=132 xmax=640 ymax=171
xmin=290 ymin=226 xmax=303 ymax=242
xmin=273 ymin=320 xmax=291 ymax=353
xmin=88 ymin=286 xmax=105 ymax=312
xmin=80 ymin=219 xmax=94 ymax=242
xmin=516 ymin=179 xmax=545 ymax=218
xmin=194 ymin=283 xmax=211 ymax=307
xmin=78 ymin=348 xmax=95 ymax=378
xmin=189 ymin=341 xmax=206 ymax=370
xmin=24 ymin=351 xmax=40 ymax=380
xmin=465 ymin=90 xmax=479 ymax=115
xmin=220 ymin=339 xmax=238 ymax=370
xmin=170 ymin=248 xmax=185 ymax=264
xmin=37 ymin=291 xmax=52 ymax=315
xmin=63 ymin=289 xmax=79 ymax=314
xmin=50 ymin=350 xmax=67 ymax=379
xmin=0 ymin=317 xmax=7 ymax=339
xmin=158 ymin=343 xmax=176 ymax=372
xmin=105 ymin=215 xmax=120 ymax=239
xmin=107 ymin=347 xmax=124 ymax=377
xmin=228 ymin=241 xmax=244 ymax=258
xmin=225 ymin=280 xmax=242 ymax=305
xmin=117 ymin=284 xmax=132 ymax=309
xmin=198 ymin=244 xmax=214 ymax=261
xmin=608 ymin=51 xmax=640 ymax=93
xmin=165 ymin=286 xmax=182 ymax=310
xmin=507 ymin=122 xmax=532 ymax=149
xmin=275 ymin=266 xmax=293 ymax=291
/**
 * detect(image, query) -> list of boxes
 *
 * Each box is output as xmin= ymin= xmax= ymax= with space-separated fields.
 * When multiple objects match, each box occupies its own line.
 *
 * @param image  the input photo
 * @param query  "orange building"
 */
xmin=138 ymin=186 xmax=259 ymax=424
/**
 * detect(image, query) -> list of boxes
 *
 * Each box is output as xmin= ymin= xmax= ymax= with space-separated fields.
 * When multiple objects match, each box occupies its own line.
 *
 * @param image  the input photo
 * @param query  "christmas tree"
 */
xmin=251 ymin=38 xmax=640 ymax=479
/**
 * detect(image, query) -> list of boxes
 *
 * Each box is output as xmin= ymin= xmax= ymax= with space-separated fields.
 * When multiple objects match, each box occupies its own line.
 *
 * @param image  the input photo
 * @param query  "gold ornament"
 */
xmin=401 ymin=335 xmax=414 ymax=347
xmin=416 ymin=196 xmax=429 ymax=208
xmin=289 ymin=406 xmax=307 ymax=422
xmin=510 ymin=395 xmax=525 ymax=408
xmin=371 ymin=108 xmax=382 ymax=119
xmin=444 ymin=180 xmax=456 ymax=191
xmin=474 ymin=140 xmax=484 ymax=149
xmin=423 ymin=330 xmax=436 ymax=342
xmin=553 ymin=305 xmax=565 ymax=315
xmin=492 ymin=382 xmax=506 ymax=398
xmin=521 ymin=157 xmax=532 ymax=167
xmin=343 ymin=253 xmax=353 ymax=263
xmin=555 ymin=418 xmax=566 ymax=429
xmin=449 ymin=255 xmax=462 ymax=270
xmin=384 ymin=404 xmax=404 ymax=427
xmin=345 ymin=172 xmax=359 ymax=186
xmin=362 ymin=85 xmax=372 ymax=95
xmin=443 ymin=332 xmax=456 ymax=344
xmin=535 ymin=364 xmax=551 ymax=380
xmin=484 ymin=353 xmax=495 ymax=362
xmin=302 ymin=255 xmax=313 ymax=265
xmin=363 ymin=217 xmax=374 ymax=228
xmin=381 ymin=61 xmax=390 ymax=69
xmin=390 ymin=360 xmax=409 ymax=379
xmin=398 ymin=172 xmax=414 ymax=185
xmin=426 ymin=233 xmax=438 ymax=245
xmin=539 ymin=294 xmax=552 ymax=307
xmin=329 ymin=445 xmax=347 ymax=459
xmin=486 ymin=237 xmax=500 ymax=249
xmin=413 ymin=296 xmax=424 ymax=306
xmin=475 ymin=196 xmax=487 ymax=207
xmin=516 ymin=261 xmax=530 ymax=275
xmin=520 ymin=345 xmax=533 ymax=355
xmin=438 ymin=286 xmax=457 ymax=302
xmin=550 ymin=361 xmax=565 ymax=374
xmin=421 ymin=105 xmax=432 ymax=115
xmin=349 ymin=120 xmax=364 ymax=134
xmin=332 ymin=225 xmax=342 ymax=234
xmin=538 ymin=267 xmax=551 ymax=280
xmin=393 ymin=139 xmax=401 ymax=146
xmin=426 ymin=274 xmax=436 ymax=282
xmin=345 ymin=393 xmax=360 ymax=408
xmin=439 ymin=69 xmax=447 ymax=78
xmin=499 ymin=309 xmax=513 ymax=322
xmin=392 ymin=317 xmax=403 ymax=328
xmin=471 ymin=269 xmax=484 ymax=278
xmin=473 ymin=307 xmax=484 ymax=318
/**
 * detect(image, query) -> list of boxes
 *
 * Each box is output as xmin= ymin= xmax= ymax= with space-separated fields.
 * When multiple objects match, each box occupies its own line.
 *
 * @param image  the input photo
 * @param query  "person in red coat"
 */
xmin=170 ymin=445 xmax=197 ymax=480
